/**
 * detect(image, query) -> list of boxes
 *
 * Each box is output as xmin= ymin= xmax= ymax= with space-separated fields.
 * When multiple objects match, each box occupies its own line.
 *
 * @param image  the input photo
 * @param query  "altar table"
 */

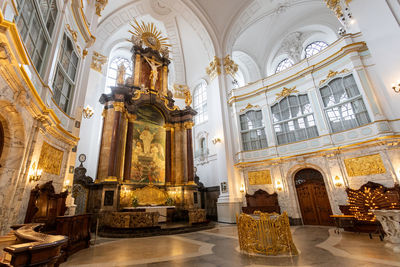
xmin=123 ymin=206 xmax=175 ymax=222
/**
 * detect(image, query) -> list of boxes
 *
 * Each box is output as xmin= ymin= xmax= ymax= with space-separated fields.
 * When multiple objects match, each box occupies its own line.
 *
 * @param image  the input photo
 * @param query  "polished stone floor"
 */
xmin=62 ymin=224 xmax=400 ymax=267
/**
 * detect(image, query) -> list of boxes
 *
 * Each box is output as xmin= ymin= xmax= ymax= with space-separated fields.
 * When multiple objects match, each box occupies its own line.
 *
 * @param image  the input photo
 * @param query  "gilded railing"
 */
xmin=236 ymin=211 xmax=298 ymax=256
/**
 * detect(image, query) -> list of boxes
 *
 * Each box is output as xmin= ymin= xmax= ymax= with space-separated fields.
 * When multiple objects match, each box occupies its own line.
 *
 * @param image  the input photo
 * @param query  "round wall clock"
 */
xmin=78 ymin=153 xmax=86 ymax=163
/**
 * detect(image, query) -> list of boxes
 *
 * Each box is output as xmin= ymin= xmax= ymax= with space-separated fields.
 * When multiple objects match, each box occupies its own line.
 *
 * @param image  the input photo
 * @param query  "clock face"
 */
xmin=78 ymin=154 xmax=86 ymax=163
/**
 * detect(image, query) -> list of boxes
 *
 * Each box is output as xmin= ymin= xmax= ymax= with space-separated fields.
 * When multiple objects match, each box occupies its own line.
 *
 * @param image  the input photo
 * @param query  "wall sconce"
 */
xmin=63 ymin=179 xmax=72 ymax=192
xmin=334 ymin=176 xmax=343 ymax=187
xmin=28 ymin=162 xmax=42 ymax=182
xmin=276 ymin=181 xmax=283 ymax=192
xmin=212 ymin=137 xmax=222 ymax=144
xmin=239 ymin=184 xmax=245 ymax=193
xmin=392 ymin=81 xmax=400 ymax=93
xmin=82 ymin=105 xmax=94 ymax=119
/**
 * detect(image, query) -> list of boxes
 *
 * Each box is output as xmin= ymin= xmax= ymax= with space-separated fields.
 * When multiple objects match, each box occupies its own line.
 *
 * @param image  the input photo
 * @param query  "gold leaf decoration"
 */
xmin=319 ymin=69 xmax=350 ymax=85
xmin=129 ymin=19 xmax=171 ymax=52
xmin=38 ymin=142 xmax=64 ymax=175
xmin=275 ymin=86 xmax=298 ymax=101
xmin=248 ymin=170 xmax=272 ymax=185
xmin=240 ymin=103 xmax=260 ymax=113
xmin=344 ymin=154 xmax=386 ymax=177
xmin=206 ymin=56 xmax=221 ymax=80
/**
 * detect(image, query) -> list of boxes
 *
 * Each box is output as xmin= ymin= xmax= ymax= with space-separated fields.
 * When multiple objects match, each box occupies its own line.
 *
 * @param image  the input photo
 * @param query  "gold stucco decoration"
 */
xmin=319 ymin=69 xmax=350 ymax=85
xmin=240 ymin=103 xmax=260 ymax=113
xmin=66 ymin=24 xmax=78 ymax=43
xmin=275 ymin=86 xmax=298 ymax=101
xmin=91 ymin=51 xmax=108 ymax=73
xmin=172 ymin=84 xmax=188 ymax=99
xmin=38 ymin=142 xmax=64 ymax=175
xmin=248 ymin=170 xmax=272 ymax=185
xmin=95 ymin=0 xmax=108 ymax=16
xmin=223 ymin=55 xmax=238 ymax=77
xmin=344 ymin=154 xmax=386 ymax=177
xmin=206 ymin=56 xmax=221 ymax=81
xmin=237 ymin=211 xmax=298 ymax=256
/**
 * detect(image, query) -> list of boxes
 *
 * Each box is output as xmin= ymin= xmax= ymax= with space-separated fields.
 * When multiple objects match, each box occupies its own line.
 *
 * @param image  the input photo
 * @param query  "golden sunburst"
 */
xmin=129 ymin=19 xmax=171 ymax=51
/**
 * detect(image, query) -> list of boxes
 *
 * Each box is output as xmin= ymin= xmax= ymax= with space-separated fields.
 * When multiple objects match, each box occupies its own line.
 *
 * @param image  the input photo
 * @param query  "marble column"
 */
xmin=164 ymin=123 xmax=173 ymax=185
xmin=108 ymin=102 xmax=123 ymax=178
xmin=123 ymin=114 xmax=136 ymax=181
xmin=184 ymin=121 xmax=195 ymax=184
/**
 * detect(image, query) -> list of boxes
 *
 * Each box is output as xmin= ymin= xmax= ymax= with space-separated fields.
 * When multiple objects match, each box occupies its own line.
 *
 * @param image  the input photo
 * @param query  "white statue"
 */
xmin=143 ymin=56 xmax=163 ymax=90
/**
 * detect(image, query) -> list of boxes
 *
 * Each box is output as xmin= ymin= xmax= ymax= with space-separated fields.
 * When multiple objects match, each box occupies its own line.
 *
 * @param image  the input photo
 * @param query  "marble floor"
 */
xmin=62 ymin=224 xmax=400 ymax=267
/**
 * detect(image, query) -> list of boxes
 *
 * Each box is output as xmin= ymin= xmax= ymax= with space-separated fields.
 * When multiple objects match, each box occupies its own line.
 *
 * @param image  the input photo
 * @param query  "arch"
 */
xmin=293 ymin=167 xmax=333 ymax=226
xmin=0 ymin=99 xmax=26 ymax=233
xmin=232 ymin=51 xmax=261 ymax=84
xmin=94 ymin=0 xmax=219 ymax=85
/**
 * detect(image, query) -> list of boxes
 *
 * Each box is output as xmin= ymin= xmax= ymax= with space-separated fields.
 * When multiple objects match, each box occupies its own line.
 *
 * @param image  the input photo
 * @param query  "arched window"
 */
xmin=275 ymin=58 xmax=294 ymax=73
xmin=15 ymin=0 xmax=58 ymax=76
xmin=319 ymin=74 xmax=370 ymax=133
xmin=271 ymin=94 xmax=318 ymax=145
xmin=239 ymin=110 xmax=267 ymax=151
xmin=105 ymin=57 xmax=133 ymax=93
xmin=304 ymin=41 xmax=328 ymax=58
xmin=193 ymin=81 xmax=208 ymax=124
xmin=52 ymin=33 xmax=79 ymax=113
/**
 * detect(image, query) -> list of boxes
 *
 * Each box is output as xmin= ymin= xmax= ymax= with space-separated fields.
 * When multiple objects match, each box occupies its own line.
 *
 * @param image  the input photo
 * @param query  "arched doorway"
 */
xmin=294 ymin=168 xmax=333 ymax=226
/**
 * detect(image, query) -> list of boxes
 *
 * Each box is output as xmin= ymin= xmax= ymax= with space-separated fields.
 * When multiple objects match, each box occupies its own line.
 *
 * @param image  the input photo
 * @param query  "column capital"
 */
xmin=183 ymin=121 xmax=194 ymax=129
xmin=113 ymin=102 xmax=125 ymax=112
xmin=164 ymin=123 xmax=174 ymax=130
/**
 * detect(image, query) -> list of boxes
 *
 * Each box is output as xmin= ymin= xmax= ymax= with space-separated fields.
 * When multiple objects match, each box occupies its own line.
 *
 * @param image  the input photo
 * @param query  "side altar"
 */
xmin=92 ymin=21 xmax=199 ymax=217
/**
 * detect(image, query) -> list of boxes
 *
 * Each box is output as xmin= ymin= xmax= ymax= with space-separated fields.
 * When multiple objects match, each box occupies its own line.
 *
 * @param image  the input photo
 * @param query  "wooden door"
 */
xmin=295 ymin=169 xmax=333 ymax=226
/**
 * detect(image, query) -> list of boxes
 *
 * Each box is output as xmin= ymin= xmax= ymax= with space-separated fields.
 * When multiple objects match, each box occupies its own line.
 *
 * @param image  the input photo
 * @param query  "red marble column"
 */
xmin=165 ymin=124 xmax=172 ymax=185
xmin=108 ymin=102 xmax=124 ymax=178
xmin=123 ymin=114 xmax=136 ymax=181
xmin=184 ymin=122 xmax=195 ymax=184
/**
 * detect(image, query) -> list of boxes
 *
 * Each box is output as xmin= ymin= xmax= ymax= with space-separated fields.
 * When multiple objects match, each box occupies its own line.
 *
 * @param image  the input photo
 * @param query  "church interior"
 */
xmin=0 ymin=0 xmax=400 ymax=266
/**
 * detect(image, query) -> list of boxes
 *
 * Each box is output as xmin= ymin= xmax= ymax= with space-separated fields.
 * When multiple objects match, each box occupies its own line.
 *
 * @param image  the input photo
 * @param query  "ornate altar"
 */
xmin=94 ymin=20 xmax=198 ymax=216
xmin=236 ymin=211 xmax=298 ymax=256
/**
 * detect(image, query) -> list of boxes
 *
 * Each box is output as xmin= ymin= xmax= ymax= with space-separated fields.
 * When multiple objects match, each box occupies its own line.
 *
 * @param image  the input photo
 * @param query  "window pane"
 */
xmin=272 ymin=94 xmax=318 ymax=145
xmin=304 ymin=41 xmax=328 ymax=58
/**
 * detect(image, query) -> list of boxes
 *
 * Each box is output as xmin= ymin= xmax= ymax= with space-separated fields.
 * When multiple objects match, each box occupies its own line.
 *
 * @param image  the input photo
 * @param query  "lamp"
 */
xmin=392 ymin=81 xmax=400 ymax=93
xmin=82 ymin=105 xmax=94 ymax=119
xmin=28 ymin=162 xmax=42 ymax=182
xmin=276 ymin=181 xmax=283 ymax=192
xmin=239 ymin=184 xmax=245 ymax=193
xmin=212 ymin=137 xmax=222 ymax=144
xmin=334 ymin=176 xmax=343 ymax=187
xmin=63 ymin=179 xmax=72 ymax=192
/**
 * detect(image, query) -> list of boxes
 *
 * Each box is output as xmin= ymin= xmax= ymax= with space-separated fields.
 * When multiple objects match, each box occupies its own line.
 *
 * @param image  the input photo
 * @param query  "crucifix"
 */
xmin=143 ymin=56 xmax=163 ymax=90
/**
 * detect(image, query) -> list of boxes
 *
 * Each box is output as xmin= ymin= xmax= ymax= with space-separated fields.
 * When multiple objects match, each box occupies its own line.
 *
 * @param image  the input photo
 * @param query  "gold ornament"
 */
xmin=248 ymin=170 xmax=272 ymax=185
xmin=344 ymin=154 xmax=386 ymax=177
xmin=129 ymin=19 xmax=171 ymax=52
xmin=236 ymin=211 xmax=298 ymax=256
xmin=275 ymin=86 xmax=298 ymax=101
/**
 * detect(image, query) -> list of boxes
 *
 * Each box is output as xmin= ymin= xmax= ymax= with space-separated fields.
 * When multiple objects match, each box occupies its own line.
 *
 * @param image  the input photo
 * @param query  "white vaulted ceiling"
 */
xmin=93 ymin=0 xmax=341 ymax=86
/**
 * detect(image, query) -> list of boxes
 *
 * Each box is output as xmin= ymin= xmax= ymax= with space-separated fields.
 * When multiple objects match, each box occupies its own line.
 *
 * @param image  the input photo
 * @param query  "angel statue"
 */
xmin=184 ymin=88 xmax=192 ymax=107
xmin=116 ymin=63 xmax=126 ymax=85
xmin=144 ymin=56 xmax=163 ymax=90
